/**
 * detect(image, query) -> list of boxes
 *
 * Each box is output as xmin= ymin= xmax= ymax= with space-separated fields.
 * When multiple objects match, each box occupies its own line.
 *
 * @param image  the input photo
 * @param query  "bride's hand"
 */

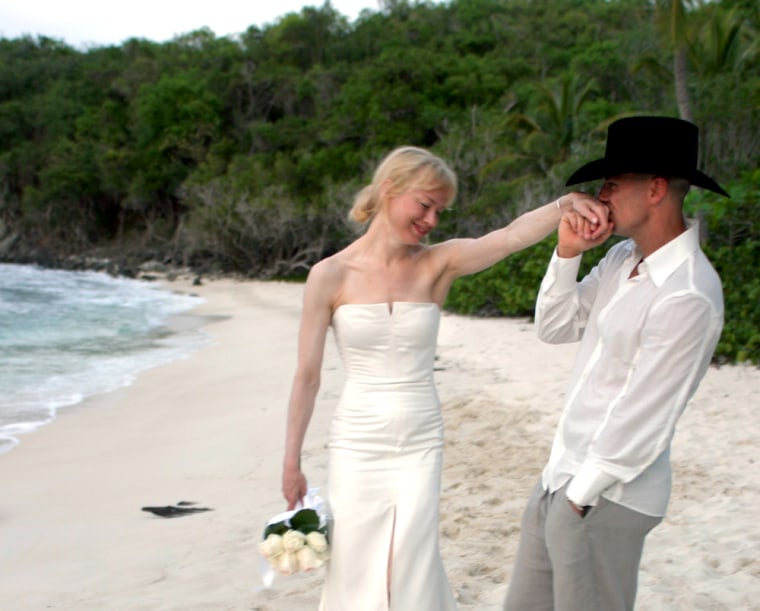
xmin=283 ymin=467 xmax=308 ymax=510
xmin=564 ymin=192 xmax=610 ymax=240
xmin=558 ymin=209 xmax=614 ymax=258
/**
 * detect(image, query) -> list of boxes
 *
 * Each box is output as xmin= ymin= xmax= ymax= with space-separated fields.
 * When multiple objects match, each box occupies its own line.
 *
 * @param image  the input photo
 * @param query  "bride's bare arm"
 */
xmin=437 ymin=193 xmax=609 ymax=279
xmin=282 ymin=261 xmax=335 ymax=509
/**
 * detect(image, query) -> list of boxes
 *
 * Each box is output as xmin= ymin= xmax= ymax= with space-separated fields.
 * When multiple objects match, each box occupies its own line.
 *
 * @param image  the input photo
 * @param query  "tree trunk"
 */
xmin=674 ymin=47 xmax=692 ymax=121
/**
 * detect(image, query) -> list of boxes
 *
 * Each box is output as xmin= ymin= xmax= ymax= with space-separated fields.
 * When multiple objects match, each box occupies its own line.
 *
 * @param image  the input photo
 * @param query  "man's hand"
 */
xmin=558 ymin=209 xmax=614 ymax=258
xmin=568 ymin=499 xmax=591 ymax=518
xmin=564 ymin=192 xmax=610 ymax=238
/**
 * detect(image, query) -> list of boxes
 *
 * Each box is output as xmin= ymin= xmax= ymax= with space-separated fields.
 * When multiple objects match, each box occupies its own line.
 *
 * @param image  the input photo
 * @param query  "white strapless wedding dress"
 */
xmin=319 ymin=302 xmax=457 ymax=611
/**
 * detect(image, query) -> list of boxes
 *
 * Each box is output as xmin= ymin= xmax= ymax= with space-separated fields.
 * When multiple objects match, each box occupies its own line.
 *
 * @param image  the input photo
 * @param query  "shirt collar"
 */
xmin=640 ymin=220 xmax=700 ymax=287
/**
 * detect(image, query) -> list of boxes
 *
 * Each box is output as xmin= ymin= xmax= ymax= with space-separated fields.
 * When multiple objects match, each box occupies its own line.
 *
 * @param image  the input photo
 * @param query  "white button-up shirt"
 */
xmin=535 ymin=222 xmax=723 ymax=516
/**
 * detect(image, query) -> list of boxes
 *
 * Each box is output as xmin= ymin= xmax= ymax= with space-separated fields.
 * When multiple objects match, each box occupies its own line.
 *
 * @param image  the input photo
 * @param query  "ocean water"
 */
xmin=0 ymin=263 xmax=208 ymax=453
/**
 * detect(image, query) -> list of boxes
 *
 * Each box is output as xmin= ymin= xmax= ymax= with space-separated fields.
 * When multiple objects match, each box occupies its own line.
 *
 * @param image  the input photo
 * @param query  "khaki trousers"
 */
xmin=504 ymin=480 xmax=662 ymax=611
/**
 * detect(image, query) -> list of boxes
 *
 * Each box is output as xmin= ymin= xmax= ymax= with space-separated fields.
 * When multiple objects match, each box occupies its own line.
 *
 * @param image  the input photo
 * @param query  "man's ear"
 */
xmin=650 ymin=176 xmax=669 ymax=205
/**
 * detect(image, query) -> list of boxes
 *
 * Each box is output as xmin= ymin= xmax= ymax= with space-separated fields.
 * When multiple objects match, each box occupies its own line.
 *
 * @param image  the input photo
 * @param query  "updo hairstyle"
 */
xmin=349 ymin=146 xmax=458 ymax=224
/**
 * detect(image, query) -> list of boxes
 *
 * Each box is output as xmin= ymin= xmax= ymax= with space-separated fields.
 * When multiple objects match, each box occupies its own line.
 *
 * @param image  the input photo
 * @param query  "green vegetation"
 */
xmin=1 ymin=0 xmax=758 ymax=362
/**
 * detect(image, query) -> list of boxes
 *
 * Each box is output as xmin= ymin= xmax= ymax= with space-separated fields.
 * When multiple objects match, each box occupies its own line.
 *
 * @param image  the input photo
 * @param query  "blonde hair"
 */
xmin=349 ymin=146 xmax=458 ymax=224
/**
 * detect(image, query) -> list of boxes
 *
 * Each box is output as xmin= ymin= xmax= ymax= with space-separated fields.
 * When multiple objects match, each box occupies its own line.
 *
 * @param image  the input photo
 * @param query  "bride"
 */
xmin=281 ymin=146 xmax=610 ymax=610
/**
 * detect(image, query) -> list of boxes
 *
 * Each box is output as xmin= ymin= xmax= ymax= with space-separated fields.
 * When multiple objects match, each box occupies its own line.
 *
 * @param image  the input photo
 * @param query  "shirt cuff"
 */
xmin=548 ymin=248 xmax=583 ymax=294
xmin=566 ymin=462 xmax=618 ymax=507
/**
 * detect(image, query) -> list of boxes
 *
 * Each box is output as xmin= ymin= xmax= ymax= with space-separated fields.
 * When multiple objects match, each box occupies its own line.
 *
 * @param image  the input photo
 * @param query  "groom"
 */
xmin=504 ymin=116 xmax=730 ymax=611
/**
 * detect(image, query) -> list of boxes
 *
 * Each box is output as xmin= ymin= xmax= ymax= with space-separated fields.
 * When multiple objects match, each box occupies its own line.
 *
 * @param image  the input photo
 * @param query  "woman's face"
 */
xmin=388 ymin=186 xmax=449 ymax=242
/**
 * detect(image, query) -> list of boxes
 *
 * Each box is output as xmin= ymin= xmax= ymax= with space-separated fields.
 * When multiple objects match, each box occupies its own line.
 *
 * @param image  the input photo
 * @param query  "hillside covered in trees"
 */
xmin=1 ymin=0 xmax=758 ymax=361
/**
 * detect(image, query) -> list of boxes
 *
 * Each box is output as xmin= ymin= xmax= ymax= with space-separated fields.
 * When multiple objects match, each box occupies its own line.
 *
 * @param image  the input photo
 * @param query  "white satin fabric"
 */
xmin=319 ymin=302 xmax=457 ymax=611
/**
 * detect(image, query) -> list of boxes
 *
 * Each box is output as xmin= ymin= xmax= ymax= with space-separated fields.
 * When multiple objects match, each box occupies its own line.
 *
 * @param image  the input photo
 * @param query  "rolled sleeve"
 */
xmin=566 ymin=462 xmax=617 ymax=507
xmin=535 ymin=249 xmax=586 ymax=344
xmin=549 ymin=249 xmax=583 ymax=294
xmin=546 ymin=249 xmax=584 ymax=294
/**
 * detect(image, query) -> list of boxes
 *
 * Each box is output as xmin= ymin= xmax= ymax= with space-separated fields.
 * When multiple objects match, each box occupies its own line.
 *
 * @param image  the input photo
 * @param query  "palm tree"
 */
xmin=654 ymin=0 xmax=694 ymax=121
xmin=482 ymin=73 xmax=597 ymax=182
xmin=690 ymin=6 xmax=758 ymax=78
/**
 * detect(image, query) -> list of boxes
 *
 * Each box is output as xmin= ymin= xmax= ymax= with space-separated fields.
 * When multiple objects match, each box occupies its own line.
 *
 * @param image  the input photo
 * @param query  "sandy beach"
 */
xmin=0 ymin=277 xmax=757 ymax=610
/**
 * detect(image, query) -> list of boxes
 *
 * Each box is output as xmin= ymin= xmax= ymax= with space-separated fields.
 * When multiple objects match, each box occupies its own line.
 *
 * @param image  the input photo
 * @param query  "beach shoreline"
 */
xmin=0 ymin=277 xmax=757 ymax=610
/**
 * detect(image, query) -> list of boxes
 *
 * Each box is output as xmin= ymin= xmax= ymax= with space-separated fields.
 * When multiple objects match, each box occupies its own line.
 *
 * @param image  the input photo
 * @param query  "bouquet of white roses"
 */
xmin=258 ymin=488 xmax=329 ymax=585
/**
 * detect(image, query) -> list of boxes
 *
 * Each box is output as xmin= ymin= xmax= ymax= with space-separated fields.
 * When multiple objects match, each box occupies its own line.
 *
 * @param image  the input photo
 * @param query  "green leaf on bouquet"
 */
xmin=263 ymin=520 xmax=289 ymax=538
xmin=290 ymin=508 xmax=321 ymax=534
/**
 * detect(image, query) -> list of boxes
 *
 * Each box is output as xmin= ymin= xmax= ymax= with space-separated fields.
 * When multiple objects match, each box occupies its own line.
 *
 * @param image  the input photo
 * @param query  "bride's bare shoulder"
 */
xmin=306 ymin=250 xmax=352 ymax=292
xmin=312 ymin=247 xmax=352 ymax=272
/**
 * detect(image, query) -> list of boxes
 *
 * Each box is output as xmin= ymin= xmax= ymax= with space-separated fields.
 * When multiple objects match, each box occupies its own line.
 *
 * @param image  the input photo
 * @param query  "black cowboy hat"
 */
xmin=565 ymin=116 xmax=730 ymax=197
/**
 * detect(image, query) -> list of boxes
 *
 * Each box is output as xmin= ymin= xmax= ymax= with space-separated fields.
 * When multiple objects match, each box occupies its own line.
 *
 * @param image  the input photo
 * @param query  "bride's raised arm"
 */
xmin=437 ymin=192 xmax=611 ymax=280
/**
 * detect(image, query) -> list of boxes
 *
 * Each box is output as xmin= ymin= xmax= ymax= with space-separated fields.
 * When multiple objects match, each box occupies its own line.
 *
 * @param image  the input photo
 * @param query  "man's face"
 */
xmin=597 ymin=173 xmax=655 ymax=237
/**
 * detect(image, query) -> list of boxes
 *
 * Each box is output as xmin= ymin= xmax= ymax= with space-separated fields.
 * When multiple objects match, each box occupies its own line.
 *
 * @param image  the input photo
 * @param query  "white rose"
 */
xmin=305 ymin=531 xmax=328 ymax=554
xmin=276 ymin=550 xmax=300 ymax=575
xmin=282 ymin=529 xmax=306 ymax=552
xmin=258 ymin=534 xmax=284 ymax=559
xmin=297 ymin=545 xmax=324 ymax=571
